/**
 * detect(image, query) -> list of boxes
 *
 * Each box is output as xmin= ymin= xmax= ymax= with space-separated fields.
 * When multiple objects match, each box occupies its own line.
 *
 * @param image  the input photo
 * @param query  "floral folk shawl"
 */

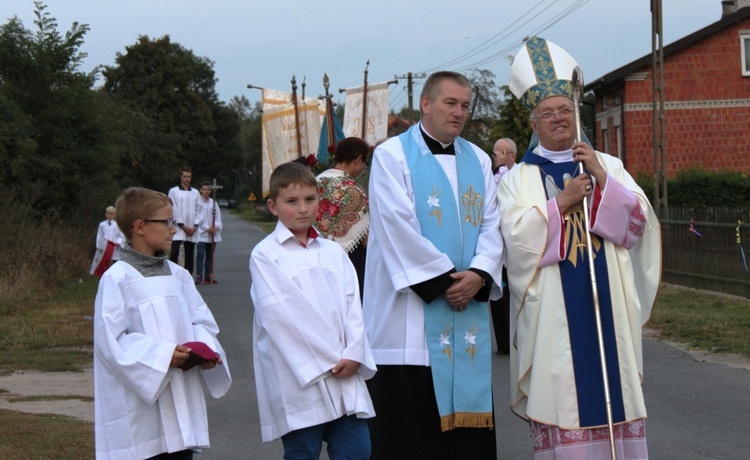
xmin=316 ymin=168 xmax=370 ymax=253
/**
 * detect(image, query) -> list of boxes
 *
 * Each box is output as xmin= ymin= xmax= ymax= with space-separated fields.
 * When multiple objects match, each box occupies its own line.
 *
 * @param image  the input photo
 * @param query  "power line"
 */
xmin=419 ymin=0 xmax=591 ymax=75
xmin=389 ymin=87 xmax=407 ymax=111
xmin=456 ymin=0 xmax=590 ymax=71
xmin=393 ymin=72 xmax=427 ymax=123
xmin=419 ymin=0 xmax=550 ymax=74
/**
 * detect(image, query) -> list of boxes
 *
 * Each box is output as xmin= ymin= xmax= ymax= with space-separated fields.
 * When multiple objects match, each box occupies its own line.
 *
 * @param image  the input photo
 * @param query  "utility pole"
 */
xmin=394 ymin=72 xmax=426 ymax=124
xmin=652 ymin=0 xmax=668 ymax=215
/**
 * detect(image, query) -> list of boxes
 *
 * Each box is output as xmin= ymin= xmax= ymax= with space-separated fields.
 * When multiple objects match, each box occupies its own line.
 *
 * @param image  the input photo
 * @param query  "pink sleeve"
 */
xmin=540 ymin=199 xmax=566 ymax=267
xmin=589 ymin=174 xmax=645 ymax=249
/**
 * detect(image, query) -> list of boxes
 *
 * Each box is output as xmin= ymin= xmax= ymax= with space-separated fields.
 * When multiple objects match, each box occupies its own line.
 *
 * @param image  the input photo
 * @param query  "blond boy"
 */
xmin=89 ymin=205 xmax=125 ymax=276
xmin=94 ymin=187 xmax=231 ymax=459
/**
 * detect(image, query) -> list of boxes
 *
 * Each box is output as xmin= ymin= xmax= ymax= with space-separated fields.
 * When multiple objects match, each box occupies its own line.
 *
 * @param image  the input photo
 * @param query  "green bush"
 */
xmin=636 ymin=168 xmax=749 ymax=207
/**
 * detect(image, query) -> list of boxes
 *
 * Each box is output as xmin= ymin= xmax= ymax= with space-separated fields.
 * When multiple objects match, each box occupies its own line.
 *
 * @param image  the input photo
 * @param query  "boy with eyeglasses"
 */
xmin=94 ymin=187 xmax=231 ymax=459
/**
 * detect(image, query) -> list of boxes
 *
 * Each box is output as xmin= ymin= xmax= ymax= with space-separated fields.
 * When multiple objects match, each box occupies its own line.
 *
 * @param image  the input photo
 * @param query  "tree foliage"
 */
xmin=461 ymin=68 xmax=502 ymax=151
xmin=102 ymin=35 xmax=240 ymax=192
xmin=228 ymin=98 xmax=263 ymax=201
xmin=0 ymin=2 xmax=121 ymax=217
xmin=489 ymin=85 xmax=533 ymax=160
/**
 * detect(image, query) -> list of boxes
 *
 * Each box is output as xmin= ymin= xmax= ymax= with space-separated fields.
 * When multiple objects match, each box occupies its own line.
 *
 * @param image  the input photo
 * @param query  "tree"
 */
xmin=228 ymin=99 xmax=263 ymax=201
xmin=461 ymin=68 xmax=502 ymax=151
xmin=102 ymin=35 xmax=239 ymax=191
xmin=0 ymin=2 xmax=122 ymax=217
xmin=489 ymin=85 xmax=533 ymax=159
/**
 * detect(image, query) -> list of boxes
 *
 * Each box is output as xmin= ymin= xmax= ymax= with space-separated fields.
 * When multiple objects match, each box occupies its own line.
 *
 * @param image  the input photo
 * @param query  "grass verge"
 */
xmin=0 ymin=410 xmax=94 ymax=460
xmin=0 ymin=276 xmax=96 ymax=375
xmin=648 ymin=284 xmax=750 ymax=358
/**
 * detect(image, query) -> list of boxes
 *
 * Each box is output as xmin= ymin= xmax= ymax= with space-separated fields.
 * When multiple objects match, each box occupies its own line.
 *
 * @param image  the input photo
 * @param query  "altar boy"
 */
xmin=93 ymin=187 xmax=231 ymax=459
xmin=250 ymin=162 xmax=376 ymax=459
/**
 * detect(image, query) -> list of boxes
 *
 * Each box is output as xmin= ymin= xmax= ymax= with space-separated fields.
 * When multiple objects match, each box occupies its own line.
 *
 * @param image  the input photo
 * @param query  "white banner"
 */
xmin=261 ymin=89 xmax=292 ymax=110
xmin=261 ymin=97 xmax=321 ymax=198
xmin=342 ymin=82 xmax=389 ymax=146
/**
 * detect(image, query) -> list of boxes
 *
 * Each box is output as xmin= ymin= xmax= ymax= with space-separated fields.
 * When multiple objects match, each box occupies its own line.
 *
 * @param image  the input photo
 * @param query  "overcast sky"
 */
xmin=3 ymin=0 xmax=725 ymax=110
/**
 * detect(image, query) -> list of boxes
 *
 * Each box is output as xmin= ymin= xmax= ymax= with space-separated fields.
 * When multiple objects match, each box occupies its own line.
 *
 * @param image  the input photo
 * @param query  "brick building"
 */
xmin=586 ymin=0 xmax=750 ymax=177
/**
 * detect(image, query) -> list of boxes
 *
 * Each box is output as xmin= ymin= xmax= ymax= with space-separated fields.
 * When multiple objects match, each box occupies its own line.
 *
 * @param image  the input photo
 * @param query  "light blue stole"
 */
xmin=400 ymin=125 xmax=493 ymax=431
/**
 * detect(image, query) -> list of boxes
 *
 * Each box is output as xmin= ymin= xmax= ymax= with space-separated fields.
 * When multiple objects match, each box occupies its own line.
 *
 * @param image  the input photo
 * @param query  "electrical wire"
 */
xmin=419 ymin=0 xmax=550 ymax=73
xmin=420 ymin=0 xmax=591 ymax=74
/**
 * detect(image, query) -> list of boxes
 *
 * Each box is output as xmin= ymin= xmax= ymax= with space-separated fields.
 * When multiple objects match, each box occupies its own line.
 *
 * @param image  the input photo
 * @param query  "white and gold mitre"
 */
xmin=509 ymin=36 xmax=579 ymax=112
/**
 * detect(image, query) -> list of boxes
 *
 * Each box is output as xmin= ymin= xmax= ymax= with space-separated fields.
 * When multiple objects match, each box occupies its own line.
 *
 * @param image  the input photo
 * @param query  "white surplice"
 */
xmin=168 ymin=186 xmax=203 ymax=243
xmin=94 ymin=261 xmax=231 ymax=459
xmin=362 ymin=129 xmax=504 ymax=366
xmin=250 ymin=222 xmax=376 ymax=442
xmin=89 ymin=219 xmax=126 ymax=274
xmin=95 ymin=219 xmax=125 ymax=259
xmin=198 ymin=197 xmax=223 ymax=244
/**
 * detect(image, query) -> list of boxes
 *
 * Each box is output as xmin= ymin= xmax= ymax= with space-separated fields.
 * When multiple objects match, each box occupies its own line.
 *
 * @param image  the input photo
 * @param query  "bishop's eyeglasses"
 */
xmin=532 ymin=107 xmax=574 ymax=121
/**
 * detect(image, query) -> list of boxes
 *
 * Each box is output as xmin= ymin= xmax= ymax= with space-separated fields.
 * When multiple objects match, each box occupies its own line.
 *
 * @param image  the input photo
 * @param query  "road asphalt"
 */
xmin=1 ymin=210 xmax=748 ymax=459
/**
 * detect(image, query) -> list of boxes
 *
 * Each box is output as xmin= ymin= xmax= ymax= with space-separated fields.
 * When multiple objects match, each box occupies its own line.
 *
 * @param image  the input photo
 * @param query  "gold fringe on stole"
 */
xmin=440 ymin=412 xmax=494 ymax=432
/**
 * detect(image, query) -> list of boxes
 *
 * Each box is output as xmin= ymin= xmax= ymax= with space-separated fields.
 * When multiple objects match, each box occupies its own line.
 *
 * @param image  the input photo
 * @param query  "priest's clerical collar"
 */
xmin=420 ymin=124 xmax=455 ymax=155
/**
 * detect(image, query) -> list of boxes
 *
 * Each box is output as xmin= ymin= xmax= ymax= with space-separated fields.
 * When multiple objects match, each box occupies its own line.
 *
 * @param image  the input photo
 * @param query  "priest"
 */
xmin=363 ymin=71 xmax=504 ymax=460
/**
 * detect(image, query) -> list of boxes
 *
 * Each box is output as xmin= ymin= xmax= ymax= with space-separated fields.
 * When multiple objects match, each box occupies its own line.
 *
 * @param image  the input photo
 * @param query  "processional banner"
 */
xmin=261 ymin=89 xmax=321 ymax=197
xmin=342 ymin=82 xmax=389 ymax=146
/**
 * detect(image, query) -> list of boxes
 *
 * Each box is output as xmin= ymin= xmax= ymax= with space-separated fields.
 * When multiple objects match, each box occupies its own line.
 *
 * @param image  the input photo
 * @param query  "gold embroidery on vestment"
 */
xmin=564 ymin=208 xmax=602 ymax=267
xmin=461 ymin=185 xmax=483 ymax=227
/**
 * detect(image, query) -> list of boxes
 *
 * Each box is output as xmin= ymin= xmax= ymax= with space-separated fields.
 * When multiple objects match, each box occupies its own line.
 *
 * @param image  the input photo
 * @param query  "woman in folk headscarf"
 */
xmin=316 ymin=137 xmax=371 ymax=298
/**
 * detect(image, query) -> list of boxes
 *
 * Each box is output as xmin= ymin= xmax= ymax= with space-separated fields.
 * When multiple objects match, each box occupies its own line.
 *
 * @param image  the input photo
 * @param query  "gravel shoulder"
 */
xmin=0 ymin=366 xmax=93 ymax=422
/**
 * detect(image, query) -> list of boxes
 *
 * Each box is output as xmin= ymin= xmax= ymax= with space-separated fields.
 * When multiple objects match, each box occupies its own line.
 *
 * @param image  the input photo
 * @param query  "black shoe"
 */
xmin=497 ymin=349 xmax=510 ymax=355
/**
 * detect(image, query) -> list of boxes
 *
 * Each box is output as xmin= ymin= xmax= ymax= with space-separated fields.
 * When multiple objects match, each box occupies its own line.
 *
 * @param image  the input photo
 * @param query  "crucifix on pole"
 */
xmin=206 ymin=178 xmax=223 ymax=284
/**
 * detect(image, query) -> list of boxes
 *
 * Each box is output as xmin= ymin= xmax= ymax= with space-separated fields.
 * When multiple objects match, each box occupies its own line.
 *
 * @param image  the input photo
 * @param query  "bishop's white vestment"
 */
xmin=497 ymin=147 xmax=661 ymax=430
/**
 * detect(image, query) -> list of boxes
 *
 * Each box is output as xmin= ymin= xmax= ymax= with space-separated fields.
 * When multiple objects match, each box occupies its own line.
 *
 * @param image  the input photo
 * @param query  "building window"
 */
xmin=741 ymin=33 xmax=750 ymax=76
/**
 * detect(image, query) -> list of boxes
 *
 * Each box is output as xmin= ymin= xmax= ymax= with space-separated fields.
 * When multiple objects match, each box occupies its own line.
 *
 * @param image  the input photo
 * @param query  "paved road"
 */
xmin=198 ymin=212 xmax=750 ymax=459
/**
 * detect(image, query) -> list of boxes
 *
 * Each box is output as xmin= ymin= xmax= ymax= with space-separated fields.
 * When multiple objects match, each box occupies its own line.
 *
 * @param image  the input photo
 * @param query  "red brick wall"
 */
xmin=594 ymin=18 xmax=750 ymax=177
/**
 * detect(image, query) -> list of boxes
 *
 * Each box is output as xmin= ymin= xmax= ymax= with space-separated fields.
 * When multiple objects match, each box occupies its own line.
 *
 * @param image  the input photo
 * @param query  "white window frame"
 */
xmin=740 ymin=32 xmax=750 ymax=76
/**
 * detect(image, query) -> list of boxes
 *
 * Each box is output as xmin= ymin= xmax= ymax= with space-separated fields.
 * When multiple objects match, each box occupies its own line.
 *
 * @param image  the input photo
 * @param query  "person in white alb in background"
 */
xmin=89 ymin=206 xmax=125 ymax=276
xmin=168 ymin=166 xmax=203 ymax=276
xmin=492 ymin=137 xmax=517 ymax=183
xmin=196 ymin=182 xmax=222 ymax=284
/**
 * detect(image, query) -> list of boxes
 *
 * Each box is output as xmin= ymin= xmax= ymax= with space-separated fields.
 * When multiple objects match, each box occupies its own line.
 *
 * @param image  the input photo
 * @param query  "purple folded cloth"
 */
xmin=178 ymin=341 xmax=220 ymax=371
